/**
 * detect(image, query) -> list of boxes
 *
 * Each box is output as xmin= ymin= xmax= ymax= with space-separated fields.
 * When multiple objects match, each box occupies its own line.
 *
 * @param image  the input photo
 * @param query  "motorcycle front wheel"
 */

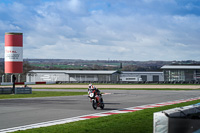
xmin=100 ymin=98 xmax=104 ymax=109
xmin=92 ymin=100 xmax=97 ymax=110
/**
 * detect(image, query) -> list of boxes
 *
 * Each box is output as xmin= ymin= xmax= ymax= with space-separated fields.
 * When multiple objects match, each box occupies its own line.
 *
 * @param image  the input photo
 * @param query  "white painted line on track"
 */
xmin=1 ymin=97 xmax=200 ymax=133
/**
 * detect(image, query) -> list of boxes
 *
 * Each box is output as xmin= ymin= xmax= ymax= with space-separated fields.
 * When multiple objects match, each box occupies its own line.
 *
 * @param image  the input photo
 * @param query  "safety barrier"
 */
xmin=0 ymin=87 xmax=13 ymax=94
xmin=15 ymin=87 xmax=32 ymax=94
xmin=154 ymin=103 xmax=200 ymax=133
xmin=57 ymin=81 xmax=200 ymax=84
xmin=0 ymin=81 xmax=56 ymax=86
xmin=1 ymin=81 xmax=199 ymax=85
xmin=0 ymin=87 xmax=32 ymax=94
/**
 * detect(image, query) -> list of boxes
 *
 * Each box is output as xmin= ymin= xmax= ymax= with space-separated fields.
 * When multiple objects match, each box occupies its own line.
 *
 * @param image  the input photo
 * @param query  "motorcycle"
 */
xmin=88 ymin=89 xmax=104 ymax=110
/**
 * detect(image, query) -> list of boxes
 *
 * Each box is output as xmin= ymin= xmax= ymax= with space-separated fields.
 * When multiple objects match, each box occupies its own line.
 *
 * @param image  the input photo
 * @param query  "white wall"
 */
xmin=26 ymin=73 xmax=69 ymax=82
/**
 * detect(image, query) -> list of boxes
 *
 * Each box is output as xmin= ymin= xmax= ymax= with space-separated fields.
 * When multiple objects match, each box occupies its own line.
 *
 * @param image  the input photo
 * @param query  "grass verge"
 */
xmin=0 ymin=91 xmax=87 ymax=99
xmin=14 ymin=99 xmax=200 ymax=133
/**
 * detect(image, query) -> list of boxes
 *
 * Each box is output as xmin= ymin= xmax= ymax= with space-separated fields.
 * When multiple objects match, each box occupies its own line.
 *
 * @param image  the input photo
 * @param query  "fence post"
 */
xmin=2 ymin=75 xmax=4 ymax=83
xmin=11 ymin=74 xmax=13 ymax=83
xmin=18 ymin=74 xmax=20 ymax=82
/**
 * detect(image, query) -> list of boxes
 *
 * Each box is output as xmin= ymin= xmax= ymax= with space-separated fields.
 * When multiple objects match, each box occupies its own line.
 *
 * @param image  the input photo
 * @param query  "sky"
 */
xmin=0 ymin=0 xmax=200 ymax=61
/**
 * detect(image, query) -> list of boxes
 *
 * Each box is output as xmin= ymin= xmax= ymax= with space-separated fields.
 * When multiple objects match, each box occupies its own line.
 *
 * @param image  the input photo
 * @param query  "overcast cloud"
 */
xmin=0 ymin=0 xmax=200 ymax=61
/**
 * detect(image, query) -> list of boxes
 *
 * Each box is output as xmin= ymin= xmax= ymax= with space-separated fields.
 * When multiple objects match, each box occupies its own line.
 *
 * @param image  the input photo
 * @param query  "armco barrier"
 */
xmin=56 ymin=81 xmax=200 ymax=84
xmin=1 ymin=82 xmax=13 ymax=86
xmin=0 ymin=81 xmax=56 ymax=86
xmin=1 ymin=81 xmax=199 ymax=85
xmin=154 ymin=104 xmax=200 ymax=133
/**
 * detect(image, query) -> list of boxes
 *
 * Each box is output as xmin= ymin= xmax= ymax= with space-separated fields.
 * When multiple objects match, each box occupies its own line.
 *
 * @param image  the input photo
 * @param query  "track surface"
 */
xmin=1 ymin=89 xmax=200 ymax=130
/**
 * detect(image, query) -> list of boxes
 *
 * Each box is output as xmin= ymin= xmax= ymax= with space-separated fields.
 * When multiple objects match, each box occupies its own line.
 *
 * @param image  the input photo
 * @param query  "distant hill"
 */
xmin=1 ymin=58 xmax=200 ymax=72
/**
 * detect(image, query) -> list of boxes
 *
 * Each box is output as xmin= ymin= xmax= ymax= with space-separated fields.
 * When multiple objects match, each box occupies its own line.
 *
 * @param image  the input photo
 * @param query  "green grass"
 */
xmin=0 ymin=91 xmax=87 ymax=99
xmin=14 ymin=99 xmax=200 ymax=133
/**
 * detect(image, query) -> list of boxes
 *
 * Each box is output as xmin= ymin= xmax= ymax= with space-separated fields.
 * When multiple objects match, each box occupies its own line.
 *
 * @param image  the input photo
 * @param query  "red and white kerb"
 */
xmin=5 ymin=32 xmax=23 ymax=73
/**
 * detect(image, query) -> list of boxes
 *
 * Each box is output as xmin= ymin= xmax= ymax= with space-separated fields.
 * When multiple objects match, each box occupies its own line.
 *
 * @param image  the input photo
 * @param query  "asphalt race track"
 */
xmin=1 ymin=89 xmax=200 ymax=130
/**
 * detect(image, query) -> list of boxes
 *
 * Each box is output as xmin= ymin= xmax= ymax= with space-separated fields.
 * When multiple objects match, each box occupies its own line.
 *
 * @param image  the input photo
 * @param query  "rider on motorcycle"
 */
xmin=88 ymin=83 xmax=104 ymax=109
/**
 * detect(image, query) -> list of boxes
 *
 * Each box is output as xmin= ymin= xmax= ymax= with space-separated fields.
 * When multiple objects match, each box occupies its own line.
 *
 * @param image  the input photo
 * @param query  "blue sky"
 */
xmin=0 ymin=0 xmax=200 ymax=61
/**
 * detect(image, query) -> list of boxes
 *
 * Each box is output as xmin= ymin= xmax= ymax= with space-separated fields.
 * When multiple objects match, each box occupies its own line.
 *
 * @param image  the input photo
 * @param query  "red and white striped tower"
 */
xmin=4 ymin=32 xmax=23 ymax=74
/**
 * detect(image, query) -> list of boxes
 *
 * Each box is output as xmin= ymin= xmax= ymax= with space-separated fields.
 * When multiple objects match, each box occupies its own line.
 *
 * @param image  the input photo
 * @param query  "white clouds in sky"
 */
xmin=0 ymin=0 xmax=200 ymax=60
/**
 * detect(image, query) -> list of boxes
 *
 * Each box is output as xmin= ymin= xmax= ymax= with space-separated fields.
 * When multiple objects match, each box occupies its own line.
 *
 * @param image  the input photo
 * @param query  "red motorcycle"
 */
xmin=88 ymin=89 xmax=104 ymax=110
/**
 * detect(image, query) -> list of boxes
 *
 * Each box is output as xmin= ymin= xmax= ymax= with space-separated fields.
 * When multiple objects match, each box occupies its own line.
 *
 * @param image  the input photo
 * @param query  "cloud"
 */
xmin=0 ymin=0 xmax=200 ymax=61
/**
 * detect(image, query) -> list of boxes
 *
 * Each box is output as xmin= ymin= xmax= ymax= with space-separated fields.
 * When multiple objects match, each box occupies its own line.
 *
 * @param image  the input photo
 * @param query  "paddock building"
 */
xmin=25 ymin=65 xmax=200 ymax=83
xmin=161 ymin=65 xmax=200 ymax=82
xmin=26 ymin=70 xmax=164 ymax=83
xmin=26 ymin=70 xmax=119 ymax=83
xmin=120 ymin=71 xmax=164 ymax=82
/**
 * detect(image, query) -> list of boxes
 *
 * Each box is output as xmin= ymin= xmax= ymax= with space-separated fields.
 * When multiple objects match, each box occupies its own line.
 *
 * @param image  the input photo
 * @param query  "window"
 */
xmin=141 ymin=75 xmax=147 ymax=81
xmin=164 ymin=70 xmax=185 ymax=81
xmin=153 ymin=75 xmax=159 ymax=82
xmin=126 ymin=78 xmax=136 ymax=80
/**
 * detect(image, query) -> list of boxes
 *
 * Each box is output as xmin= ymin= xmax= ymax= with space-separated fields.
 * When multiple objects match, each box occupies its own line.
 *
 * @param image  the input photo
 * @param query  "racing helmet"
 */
xmin=88 ymin=84 xmax=93 ymax=89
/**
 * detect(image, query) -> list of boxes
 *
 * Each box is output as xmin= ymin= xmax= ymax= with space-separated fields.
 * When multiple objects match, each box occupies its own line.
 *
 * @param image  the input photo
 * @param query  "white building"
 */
xmin=26 ymin=70 xmax=119 ymax=82
xmin=25 ymin=65 xmax=200 ymax=83
xmin=161 ymin=65 xmax=200 ymax=82
xmin=120 ymin=71 xmax=164 ymax=82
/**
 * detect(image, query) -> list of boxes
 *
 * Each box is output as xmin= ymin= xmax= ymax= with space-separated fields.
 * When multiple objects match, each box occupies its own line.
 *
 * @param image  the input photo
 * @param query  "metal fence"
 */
xmin=57 ymin=81 xmax=200 ymax=84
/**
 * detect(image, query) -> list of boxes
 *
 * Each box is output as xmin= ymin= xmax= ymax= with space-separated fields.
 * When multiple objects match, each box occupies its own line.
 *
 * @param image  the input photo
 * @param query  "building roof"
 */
xmin=161 ymin=65 xmax=200 ymax=69
xmin=121 ymin=71 xmax=163 ymax=74
xmin=29 ymin=70 xmax=118 ymax=74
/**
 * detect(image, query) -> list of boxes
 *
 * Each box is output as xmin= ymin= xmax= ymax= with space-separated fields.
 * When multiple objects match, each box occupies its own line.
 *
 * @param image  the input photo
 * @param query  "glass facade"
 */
xmin=195 ymin=70 xmax=200 ymax=81
xmin=164 ymin=69 xmax=197 ymax=82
